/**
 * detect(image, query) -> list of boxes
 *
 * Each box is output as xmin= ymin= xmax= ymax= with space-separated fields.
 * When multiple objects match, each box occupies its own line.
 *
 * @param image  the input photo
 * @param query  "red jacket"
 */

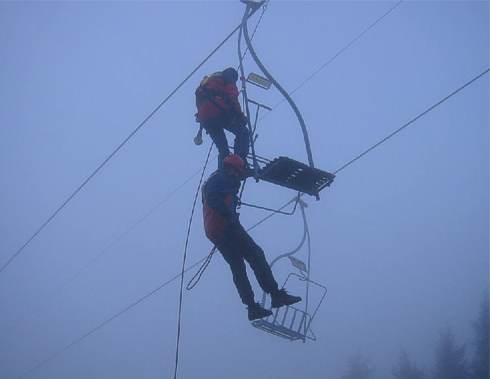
xmin=195 ymin=72 xmax=243 ymax=122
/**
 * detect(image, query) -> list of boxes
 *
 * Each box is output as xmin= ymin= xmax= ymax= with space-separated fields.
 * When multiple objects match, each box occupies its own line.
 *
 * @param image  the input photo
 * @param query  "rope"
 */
xmin=186 ymin=247 xmax=216 ymax=291
xmin=173 ymin=144 xmax=213 ymax=379
xmin=0 ymin=7 xmax=261 ymax=276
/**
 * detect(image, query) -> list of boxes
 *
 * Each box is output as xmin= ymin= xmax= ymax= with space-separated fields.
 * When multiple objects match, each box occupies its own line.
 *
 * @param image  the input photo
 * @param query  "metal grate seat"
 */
xmin=251 ymin=305 xmax=313 ymax=342
xmin=251 ymin=274 xmax=327 ymax=342
xmin=258 ymin=157 xmax=335 ymax=196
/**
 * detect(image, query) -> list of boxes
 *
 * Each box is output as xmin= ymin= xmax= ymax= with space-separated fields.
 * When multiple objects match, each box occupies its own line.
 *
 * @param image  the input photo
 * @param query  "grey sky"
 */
xmin=0 ymin=1 xmax=488 ymax=378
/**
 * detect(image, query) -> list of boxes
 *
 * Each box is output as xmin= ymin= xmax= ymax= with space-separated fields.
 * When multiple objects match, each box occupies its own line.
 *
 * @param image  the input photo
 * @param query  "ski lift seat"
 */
xmin=252 ymin=274 xmax=327 ymax=342
xmin=258 ymin=157 xmax=335 ymax=196
xmin=251 ymin=305 xmax=313 ymax=342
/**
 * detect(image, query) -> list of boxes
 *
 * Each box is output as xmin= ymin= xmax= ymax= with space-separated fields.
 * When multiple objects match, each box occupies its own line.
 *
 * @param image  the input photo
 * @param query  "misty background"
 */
xmin=0 ymin=1 xmax=488 ymax=378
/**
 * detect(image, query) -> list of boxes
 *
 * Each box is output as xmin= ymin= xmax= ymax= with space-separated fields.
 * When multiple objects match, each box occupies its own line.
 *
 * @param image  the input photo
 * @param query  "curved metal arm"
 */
xmin=241 ymin=4 xmax=315 ymax=168
xmin=269 ymin=198 xmax=308 ymax=268
xmin=260 ymin=198 xmax=308 ymax=306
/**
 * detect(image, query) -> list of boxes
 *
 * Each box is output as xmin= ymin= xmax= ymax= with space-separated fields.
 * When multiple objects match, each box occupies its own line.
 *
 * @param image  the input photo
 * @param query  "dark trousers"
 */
xmin=201 ymin=116 xmax=250 ymax=168
xmin=217 ymin=224 xmax=279 ymax=306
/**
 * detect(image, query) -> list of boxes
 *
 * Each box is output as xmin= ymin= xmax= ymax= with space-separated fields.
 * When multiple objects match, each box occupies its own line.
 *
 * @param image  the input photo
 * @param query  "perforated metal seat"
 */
xmin=251 ymin=273 xmax=327 ymax=342
xmin=251 ymin=305 xmax=313 ymax=342
xmin=258 ymin=157 xmax=335 ymax=196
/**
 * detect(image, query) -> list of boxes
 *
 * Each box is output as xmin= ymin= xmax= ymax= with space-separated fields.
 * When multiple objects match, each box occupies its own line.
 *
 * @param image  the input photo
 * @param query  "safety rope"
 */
xmin=173 ymin=144 xmax=213 ymax=379
xmin=186 ymin=247 xmax=216 ymax=291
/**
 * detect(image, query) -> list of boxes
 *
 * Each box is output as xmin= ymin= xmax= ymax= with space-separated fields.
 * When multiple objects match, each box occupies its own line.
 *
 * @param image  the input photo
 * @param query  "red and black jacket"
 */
xmin=202 ymin=170 xmax=241 ymax=246
xmin=195 ymin=72 xmax=243 ymax=122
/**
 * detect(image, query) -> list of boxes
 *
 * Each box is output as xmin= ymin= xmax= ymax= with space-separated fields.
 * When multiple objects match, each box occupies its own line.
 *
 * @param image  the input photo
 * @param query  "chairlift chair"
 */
xmin=252 ymin=273 xmax=327 ymax=342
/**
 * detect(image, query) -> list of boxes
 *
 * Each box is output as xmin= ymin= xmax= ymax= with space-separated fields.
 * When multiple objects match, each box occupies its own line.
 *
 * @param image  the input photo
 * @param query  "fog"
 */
xmin=0 ymin=1 xmax=488 ymax=378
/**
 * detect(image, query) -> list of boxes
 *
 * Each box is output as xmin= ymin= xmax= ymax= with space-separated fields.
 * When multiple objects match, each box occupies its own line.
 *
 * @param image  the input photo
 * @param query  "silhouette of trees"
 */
xmin=470 ymin=295 xmax=489 ymax=379
xmin=392 ymin=350 xmax=426 ymax=379
xmin=342 ymin=352 xmax=374 ymax=379
xmin=433 ymin=328 xmax=469 ymax=379
xmin=342 ymin=294 xmax=487 ymax=379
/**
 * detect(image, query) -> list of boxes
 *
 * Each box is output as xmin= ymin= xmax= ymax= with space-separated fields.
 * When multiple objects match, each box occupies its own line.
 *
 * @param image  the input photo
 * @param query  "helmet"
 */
xmin=222 ymin=67 xmax=239 ymax=83
xmin=223 ymin=154 xmax=246 ymax=175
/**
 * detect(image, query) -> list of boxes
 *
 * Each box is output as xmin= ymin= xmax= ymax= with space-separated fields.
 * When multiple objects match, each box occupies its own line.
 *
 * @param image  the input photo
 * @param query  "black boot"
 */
xmin=271 ymin=289 xmax=302 ymax=308
xmin=247 ymin=302 xmax=272 ymax=321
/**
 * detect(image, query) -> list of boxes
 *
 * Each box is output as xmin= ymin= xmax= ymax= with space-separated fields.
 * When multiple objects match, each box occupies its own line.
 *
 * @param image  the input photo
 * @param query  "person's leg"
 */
xmin=233 ymin=225 xmax=279 ymax=295
xmin=224 ymin=119 xmax=250 ymax=161
xmin=218 ymin=236 xmax=255 ymax=306
xmin=232 ymin=224 xmax=302 ymax=309
xmin=202 ymin=119 xmax=230 ymax=168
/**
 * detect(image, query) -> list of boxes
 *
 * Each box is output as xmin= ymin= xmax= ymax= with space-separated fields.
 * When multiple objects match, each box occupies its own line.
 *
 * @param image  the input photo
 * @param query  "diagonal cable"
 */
xmin=334 ymin=68 xmax=489 ymax=174
xmin=1 ymin=10 xmax=260 ymax=276
xmin=15 ymin=256 xmax=207 ymax=379
xmin=265 ymin=0 xmax=403 ymax=115
xmin=15 ymin=174 xmax=296 ymax=379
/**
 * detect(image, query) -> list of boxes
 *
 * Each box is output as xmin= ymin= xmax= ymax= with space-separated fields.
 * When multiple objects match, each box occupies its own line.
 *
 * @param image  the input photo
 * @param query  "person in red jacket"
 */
xmin=195 ymin=68 xmax=250 ymax=168
xmin=202 ymin=154 xmax=302 ymax=321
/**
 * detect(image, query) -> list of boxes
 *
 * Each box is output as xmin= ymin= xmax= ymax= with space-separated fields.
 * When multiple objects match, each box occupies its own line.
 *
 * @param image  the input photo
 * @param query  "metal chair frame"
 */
xmin=251 ymin=273 xmax=327 ymax=342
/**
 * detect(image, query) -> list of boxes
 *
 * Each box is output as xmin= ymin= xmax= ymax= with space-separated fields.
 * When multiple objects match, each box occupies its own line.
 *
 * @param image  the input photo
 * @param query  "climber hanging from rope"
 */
xmin=195 ymin=68 xmax=251 ymax=170
xmin=201 ymin=153 xmax=302 ymax=321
